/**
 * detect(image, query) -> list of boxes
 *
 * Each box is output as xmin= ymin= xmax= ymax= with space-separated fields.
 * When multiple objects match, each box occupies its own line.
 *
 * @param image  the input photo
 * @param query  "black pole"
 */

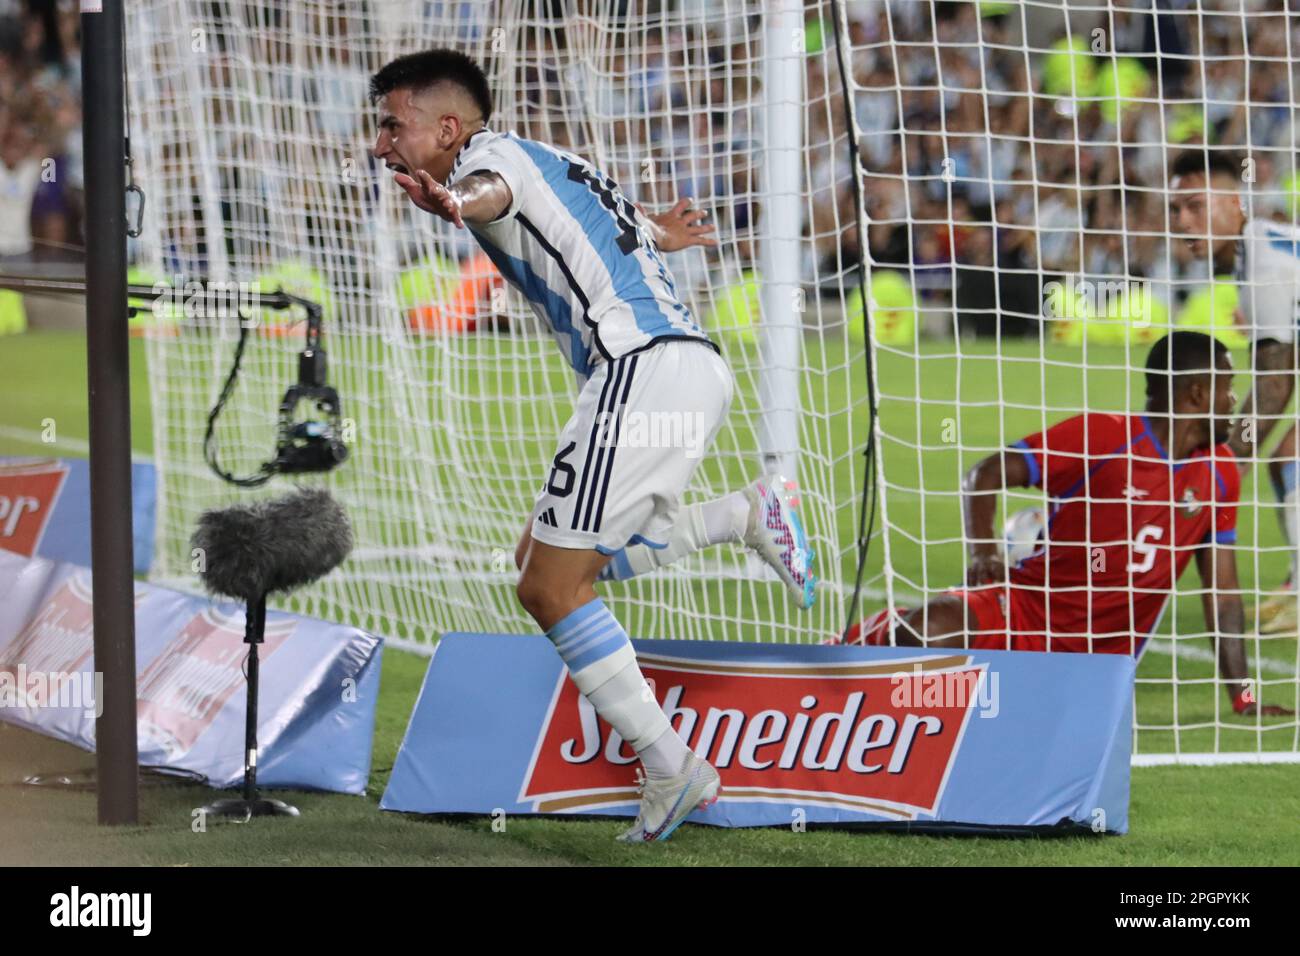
xmin=243 ymin=595 xmax=266 ymax=802
xmin=199 ymin=590 xmax=297 ymax=821
xmin=83 ymin=0 xmax=139 ymax=826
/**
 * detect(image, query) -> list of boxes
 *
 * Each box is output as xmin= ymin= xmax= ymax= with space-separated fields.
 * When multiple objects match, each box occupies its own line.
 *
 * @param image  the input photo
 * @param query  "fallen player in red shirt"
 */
xmin=844 ymin=332 xmax=1292 ymax=717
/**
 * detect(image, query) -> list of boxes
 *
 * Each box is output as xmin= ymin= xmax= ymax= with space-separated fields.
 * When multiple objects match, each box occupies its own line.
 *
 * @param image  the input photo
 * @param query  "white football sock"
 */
xmin=599 ymin=492 xmax=751 ymax=581
xmin=637 ymin=726 xmax=692 ymax=778
xmin=586 ymin=659 xmax=690 ymax=777
xmin=546 ymin=598 xmax=690 ymax=778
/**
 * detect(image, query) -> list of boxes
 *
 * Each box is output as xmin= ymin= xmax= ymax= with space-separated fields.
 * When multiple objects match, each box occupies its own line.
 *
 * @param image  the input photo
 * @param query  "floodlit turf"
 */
xmin=2 ymin=329 xmax=1299 ymax=865
xmin=0 ymin=330 xmax=153 ymax=456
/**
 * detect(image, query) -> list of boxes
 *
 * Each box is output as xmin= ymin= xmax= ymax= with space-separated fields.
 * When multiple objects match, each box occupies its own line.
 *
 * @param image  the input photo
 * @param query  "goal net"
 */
xmin=853 ymin=0 xmax=1298 ymax=763
xmin=125 ymin=0 xmax=868 ymax=650
xmin=124 ymin=0 xmax=1299 ymax=761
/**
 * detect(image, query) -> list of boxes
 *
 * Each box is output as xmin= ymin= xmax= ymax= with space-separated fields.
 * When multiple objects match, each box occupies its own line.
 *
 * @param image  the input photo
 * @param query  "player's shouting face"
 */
xmin=372 ymin=84 xmax=483 ymax=187
xmin=368 ymin=50 xmax=495 ymax=216
xmin=372 ymin=88 xmax=429 ymax=180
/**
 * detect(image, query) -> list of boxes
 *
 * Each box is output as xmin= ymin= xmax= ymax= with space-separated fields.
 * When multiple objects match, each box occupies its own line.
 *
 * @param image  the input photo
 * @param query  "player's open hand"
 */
xmin=639 ymin=198 xmax=717 ymax=253
xmin=966 ymin=551 xmax=1007 ymax=587
xmin=394 ymin=170 xmax=464 ymax=228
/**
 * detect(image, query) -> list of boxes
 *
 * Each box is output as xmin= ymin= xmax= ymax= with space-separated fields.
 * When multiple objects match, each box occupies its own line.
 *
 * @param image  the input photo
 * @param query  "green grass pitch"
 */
xmin=1 ymin=329 xmax=1298 ymax=866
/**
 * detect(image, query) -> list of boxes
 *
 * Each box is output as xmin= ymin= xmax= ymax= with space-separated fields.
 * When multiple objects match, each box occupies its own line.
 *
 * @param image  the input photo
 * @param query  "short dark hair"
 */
xmin=369 ymin=49 xmax=493 ymax=122
xmin=1144 ymin=331 xmax=1229 ymax=408
xmin=1170 ymin=148 xmax=1241 ymax=184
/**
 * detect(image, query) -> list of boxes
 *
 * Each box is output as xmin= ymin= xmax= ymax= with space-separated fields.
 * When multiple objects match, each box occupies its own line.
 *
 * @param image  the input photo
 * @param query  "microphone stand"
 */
xmin=199 ymin=592 xmax=300 ymax=821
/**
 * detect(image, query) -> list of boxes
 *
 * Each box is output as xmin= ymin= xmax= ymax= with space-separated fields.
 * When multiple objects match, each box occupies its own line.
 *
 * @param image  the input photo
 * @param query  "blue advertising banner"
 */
xmin=383 ymin=633 xmax=1134 ymax=833
xmin=0 ymin=550 xmax=382 ymax=794
xmin=0 ymin=457 xmax=156 ymax=574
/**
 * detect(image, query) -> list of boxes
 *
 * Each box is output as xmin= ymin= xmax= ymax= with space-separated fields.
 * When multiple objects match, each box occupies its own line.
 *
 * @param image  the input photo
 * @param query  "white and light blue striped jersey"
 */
xmin=1235 ymin=218 xmax=1300 ymax=343
xmin=447 ymin=128 xmax=715 ymax=375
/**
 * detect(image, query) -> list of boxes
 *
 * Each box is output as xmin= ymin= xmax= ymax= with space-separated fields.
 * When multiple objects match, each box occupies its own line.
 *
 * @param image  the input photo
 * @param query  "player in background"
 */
xmin=1169 ymin=149 xmax=1300 ymax=634
xmin=368 ymin=49 xmax=817 ymax=842
xmin=843 ymin=332 xmax=1292 ymax=717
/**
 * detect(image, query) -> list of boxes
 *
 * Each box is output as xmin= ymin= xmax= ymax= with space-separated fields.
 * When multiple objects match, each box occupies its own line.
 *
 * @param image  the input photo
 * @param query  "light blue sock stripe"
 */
xmin=1281 ymin=461 xmax=1299 ymax=498
xmin=563 ymin=622 xmax=625 ymax=659
xmin=567 ymin=628 xmax=630 ymax=673
xmin=547 ymin=599 xmax=606 ymax=645
xmin=546 ymin=598 xmax=630 ymax=673
xmin=552 ymin=614 xmax=611 ymax=653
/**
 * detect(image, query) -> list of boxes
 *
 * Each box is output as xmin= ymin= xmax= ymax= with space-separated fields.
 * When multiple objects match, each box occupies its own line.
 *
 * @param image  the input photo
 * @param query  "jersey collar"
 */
xmin=449 ymin=126 xmax=491 ymax=179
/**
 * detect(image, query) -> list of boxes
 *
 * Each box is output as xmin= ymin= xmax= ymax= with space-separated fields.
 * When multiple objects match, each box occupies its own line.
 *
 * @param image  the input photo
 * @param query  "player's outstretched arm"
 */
xmin=1229 ymin=339 xmax=1296 ymax=464
xmin=635 ymin=198 xmax=718 ymax=253
xmin=1195 ymin=543 xmax=1294 ymax=716
xmin=393 ymin=170 xmax=512 ymax=227
xmin=961 ymin=450 xmax=1032 ymax=586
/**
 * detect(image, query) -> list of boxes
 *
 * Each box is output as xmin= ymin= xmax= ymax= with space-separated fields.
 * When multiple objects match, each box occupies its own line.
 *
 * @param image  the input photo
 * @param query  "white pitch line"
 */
xmin=0 ymin=424 xmax=151 ymax=465
xmin=1145 ymin=637 xmax=1296 ymax=677
xmin=1132 ymin=752 xmax=1300 ymax=767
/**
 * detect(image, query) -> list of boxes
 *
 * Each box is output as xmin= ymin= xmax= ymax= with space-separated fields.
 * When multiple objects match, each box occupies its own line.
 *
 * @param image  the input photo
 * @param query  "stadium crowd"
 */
xmin=848 ymin=0 xmax=1300 ymax=339
xmin=6 ymin=0 xmax=1300 ymax=344
xmin=507 ymin=1 xmax=1300 ymax=342
xmin=0 ymin=0 xmax=80 ymax=263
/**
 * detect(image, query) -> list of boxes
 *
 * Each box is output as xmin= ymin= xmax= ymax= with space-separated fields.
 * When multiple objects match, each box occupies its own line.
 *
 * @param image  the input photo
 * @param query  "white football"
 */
xmin=1003 ymin=506 xmax=1046 ymax=565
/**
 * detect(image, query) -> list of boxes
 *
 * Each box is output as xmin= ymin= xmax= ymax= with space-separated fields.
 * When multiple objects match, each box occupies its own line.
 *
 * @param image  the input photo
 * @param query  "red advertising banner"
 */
xmin=521 ymin=652 xmax=984 ymax=820
xmin=0 ymin=460 xmax=68 ymax=559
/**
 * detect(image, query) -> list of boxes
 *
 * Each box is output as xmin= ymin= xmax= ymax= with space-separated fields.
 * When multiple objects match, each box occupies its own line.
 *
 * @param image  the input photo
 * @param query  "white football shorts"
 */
xmin=529 ymin=340 xmax=733 ymax=554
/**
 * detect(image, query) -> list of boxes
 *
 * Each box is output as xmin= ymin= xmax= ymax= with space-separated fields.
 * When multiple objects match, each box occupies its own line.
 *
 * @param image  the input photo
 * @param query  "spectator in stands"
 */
xmin=0 ymin=112 xmax=40 ymax=258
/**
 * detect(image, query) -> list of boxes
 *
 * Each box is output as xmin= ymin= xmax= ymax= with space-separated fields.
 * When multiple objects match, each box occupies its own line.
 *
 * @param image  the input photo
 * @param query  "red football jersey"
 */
xmin=1008 ymin=413 xmax=1239 ymax=652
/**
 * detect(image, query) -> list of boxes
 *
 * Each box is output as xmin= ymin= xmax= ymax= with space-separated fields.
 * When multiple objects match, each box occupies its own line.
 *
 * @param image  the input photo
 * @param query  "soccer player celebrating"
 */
xmin=1169 ymin=149 xmax=1300 ymax=633
xmin=368 ymin=49 xmax=816 ymax=842
xmin=845 ymin=332 xmax=1292 ymax=717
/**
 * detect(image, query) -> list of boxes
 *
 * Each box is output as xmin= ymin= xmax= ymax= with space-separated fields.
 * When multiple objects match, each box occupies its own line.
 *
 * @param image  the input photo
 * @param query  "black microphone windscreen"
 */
xmin=191 ymin=488 xmax=353 ymax=602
